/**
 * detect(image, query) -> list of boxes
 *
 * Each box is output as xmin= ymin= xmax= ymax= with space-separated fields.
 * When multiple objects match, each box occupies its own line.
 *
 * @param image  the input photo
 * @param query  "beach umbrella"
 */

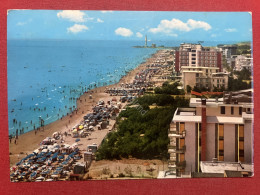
xmin=75 ymin=138 xmax=80 ymax=142
xmin=72 ymin=129 xmax=77 ymax=134
xmin=36 ymin=176 xmax=45 ymax=180
xmin=79 ymin=125 xmax=84 ymax=130
xmin=33 ymin=149 xmax=39 ymax=154
xmin=53 ymin=143 xmax=60 ymax=148
xmin=42 ymin=149 xmax=48 ymax=153
xmin=63 ymin=144 xmax=70 ymax=148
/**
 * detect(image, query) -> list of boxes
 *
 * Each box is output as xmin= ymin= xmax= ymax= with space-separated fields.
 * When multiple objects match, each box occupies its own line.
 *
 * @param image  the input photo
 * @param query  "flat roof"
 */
xmin=201 ymin=161 xmax=253 ymax=174
xmin=189 ymin=98 xmax=253 ymax=107
xmin=207 ymin=116 xmax=244 ymax=124
xmin=173 ymin=115 xmax=201 ymax=122
xmin=181 ymin=66 xmax=219 ymax=69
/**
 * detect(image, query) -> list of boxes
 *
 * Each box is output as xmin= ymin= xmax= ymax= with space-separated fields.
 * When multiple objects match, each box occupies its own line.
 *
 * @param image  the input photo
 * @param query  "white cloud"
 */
xmin=57 ymin=10 xmax=93 ymax=22
xmin=97 ymin=18 xmax=104 ymax=23
xmin=115 ymin=27 xmax=133 ymax=37
xmin=225 ymin=28 xmax=237 ymax=32
xmin=101 ymin=11 xmax=113 ymax=13
xmin=249 ymin=28 xmax=252 ymax=32
xmin=67 ymin=24 xmax=88 ymax=34
xmin=136 ymin=32 xmax=143 ymax=38
xmin=187 ymin=19 xmax=211 ymax=31
xmin=149 ymin=18 xmax=211 ymax=34
xmin=211 ymin=34 xmax=217 ymax=37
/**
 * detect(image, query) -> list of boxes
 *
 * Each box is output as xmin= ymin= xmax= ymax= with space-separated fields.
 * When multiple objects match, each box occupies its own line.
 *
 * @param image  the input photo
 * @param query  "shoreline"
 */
xmin=9 ymin=49 xmax=164 ymax=166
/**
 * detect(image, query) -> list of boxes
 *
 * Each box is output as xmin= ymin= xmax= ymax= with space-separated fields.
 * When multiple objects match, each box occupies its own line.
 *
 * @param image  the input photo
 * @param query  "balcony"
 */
xmin=169 ymin=156 xmax=177 ymax=162
xmin=168 ymin=130 xmax=186 ymax=138
xmin=168 ymin=145 xmax=186 ymax=154
xmin=176 ymin=145 xmax=186 ymax=153
xmin=169 ymin=141 xmax=176 ymax=146
xmin=168 ymin=145 xmax=176 ymax=149
xmin=176 ymin=161 xmax=186 ymax=168
xmin=168 ymin=162 xmax=176 ymax=169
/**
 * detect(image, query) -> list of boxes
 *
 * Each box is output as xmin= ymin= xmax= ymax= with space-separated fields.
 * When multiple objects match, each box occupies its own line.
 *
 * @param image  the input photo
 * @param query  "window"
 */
xmin=239 ymin=107 xmax=242 ymax=115
xmin=192 ymin=54 xmax=196 ymax=56
xmin=192 ymin=58 xmax=196 ymax=60
xmin=218 ymin=124 xmax=224 ymax=161
xmin=192 ymin=62 xmax=196 ymax=64
xmin=231 ymin=107 xmax=234 ymax=115
xmin=238 ymin=125 xmax=244 ymax=162
xmin=221 ymin=106 xmax=225 ymax=114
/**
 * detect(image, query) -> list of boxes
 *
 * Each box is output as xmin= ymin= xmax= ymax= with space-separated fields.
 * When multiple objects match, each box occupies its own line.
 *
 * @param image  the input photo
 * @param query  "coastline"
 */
xmin=9 ymin=49 xmax=162 ymax=166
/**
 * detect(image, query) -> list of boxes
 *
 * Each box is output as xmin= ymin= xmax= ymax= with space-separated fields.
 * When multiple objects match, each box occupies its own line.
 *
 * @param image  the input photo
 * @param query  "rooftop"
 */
xmin=200 ymin=161 xmax=253 ymax=174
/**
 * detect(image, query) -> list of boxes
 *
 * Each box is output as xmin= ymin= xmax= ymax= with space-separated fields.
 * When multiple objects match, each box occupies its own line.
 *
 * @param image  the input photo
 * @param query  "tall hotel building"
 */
xmin=168 ymin=89 xmax=253 ymax=177
xmin=174 ymin=43 xmax=228 ymax=90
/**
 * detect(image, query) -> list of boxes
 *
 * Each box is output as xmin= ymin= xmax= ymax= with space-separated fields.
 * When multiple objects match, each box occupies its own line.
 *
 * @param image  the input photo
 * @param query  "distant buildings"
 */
xmin=174 ymin=43 xmax=228 ymax=91
xmin=168 ymin=89 xmax=253 ymax=177
xmin=217 ymin=43 xmax=253 ymax=73
xmin=181 ymin=67 xmax=228 ymax=90
xmin=217 ymin=44 xmax=238 ymax=59
xmin=232 ymin=55 xmax=253 ymax=71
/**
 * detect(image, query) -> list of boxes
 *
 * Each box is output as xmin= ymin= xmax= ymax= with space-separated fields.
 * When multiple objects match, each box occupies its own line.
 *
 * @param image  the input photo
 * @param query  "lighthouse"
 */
xmin=145 ymin=35 xmax=147 ymax=47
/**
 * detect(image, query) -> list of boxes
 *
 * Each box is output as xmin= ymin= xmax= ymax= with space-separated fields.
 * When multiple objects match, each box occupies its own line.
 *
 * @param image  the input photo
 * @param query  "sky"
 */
xmin=7 ymin=10 xmax=252 ymax=42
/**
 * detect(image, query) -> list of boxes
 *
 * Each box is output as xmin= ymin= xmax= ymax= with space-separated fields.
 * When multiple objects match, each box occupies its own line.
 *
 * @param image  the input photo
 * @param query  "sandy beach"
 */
xmin=9 ymin=49 xmax=166 ymax=167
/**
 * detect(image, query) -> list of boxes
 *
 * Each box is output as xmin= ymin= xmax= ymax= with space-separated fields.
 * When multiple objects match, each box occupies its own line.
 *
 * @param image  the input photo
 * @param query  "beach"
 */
xmin=9 ymin=49 xmax=170 ymax=167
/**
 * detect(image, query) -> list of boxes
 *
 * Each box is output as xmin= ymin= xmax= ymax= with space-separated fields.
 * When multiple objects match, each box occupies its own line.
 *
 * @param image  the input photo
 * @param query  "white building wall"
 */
xmin=206 ymin=123 xmax=216 ymax=161
xmin=184 ymin=122 xmax=196 ymax=172
xmin=244 ymin=121 xmax=253 ymax=163
xmin=224 ymin=124 xmax=235 ymax=162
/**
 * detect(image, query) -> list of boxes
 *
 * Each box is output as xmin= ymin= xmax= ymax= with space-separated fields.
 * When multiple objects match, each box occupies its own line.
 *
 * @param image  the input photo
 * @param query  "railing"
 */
xmin=168 ymin=130 xmax=186 ymax=138
xmin=176 ymin=160 xmax=186 ymax=168
xmin=168 ymin=145 xmax=176 ymax=149
xmin=176 ymin=145 xmax=186 ymax=153
xmin=169 ymin=156 xmax=176 ymax=162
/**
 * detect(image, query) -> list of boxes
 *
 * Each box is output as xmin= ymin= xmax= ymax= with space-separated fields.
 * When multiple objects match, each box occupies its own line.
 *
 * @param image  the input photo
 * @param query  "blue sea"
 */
xmin=7 ymin=39 xmax=239 ymax=136
xmin=7 ymin=39 xmax=160 ymax=136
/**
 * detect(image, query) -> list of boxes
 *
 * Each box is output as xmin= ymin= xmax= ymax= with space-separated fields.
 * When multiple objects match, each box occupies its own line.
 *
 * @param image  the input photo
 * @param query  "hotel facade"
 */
xmin=174 ymin=43 xmax=228 ymax=91
xmin=168 ymin=89 xmax=253 ymax=177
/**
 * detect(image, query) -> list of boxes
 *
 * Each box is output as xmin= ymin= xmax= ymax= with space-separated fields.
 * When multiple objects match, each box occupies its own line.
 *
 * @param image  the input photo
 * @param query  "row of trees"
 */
xmin=154 ymin=81 xmax=185 ymax=95
xmin=96 ymin=94 xmax=189 ymax=160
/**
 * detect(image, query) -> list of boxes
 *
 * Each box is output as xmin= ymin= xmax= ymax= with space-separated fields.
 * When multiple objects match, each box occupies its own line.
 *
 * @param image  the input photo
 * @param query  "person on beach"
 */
xmin=14 ymin=139 xmax=17 ymax=145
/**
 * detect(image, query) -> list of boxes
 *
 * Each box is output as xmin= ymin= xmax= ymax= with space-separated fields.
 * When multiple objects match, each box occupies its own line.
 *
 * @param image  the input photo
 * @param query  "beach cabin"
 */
xmin=86 ymin=145 xmax=98 ymax=153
